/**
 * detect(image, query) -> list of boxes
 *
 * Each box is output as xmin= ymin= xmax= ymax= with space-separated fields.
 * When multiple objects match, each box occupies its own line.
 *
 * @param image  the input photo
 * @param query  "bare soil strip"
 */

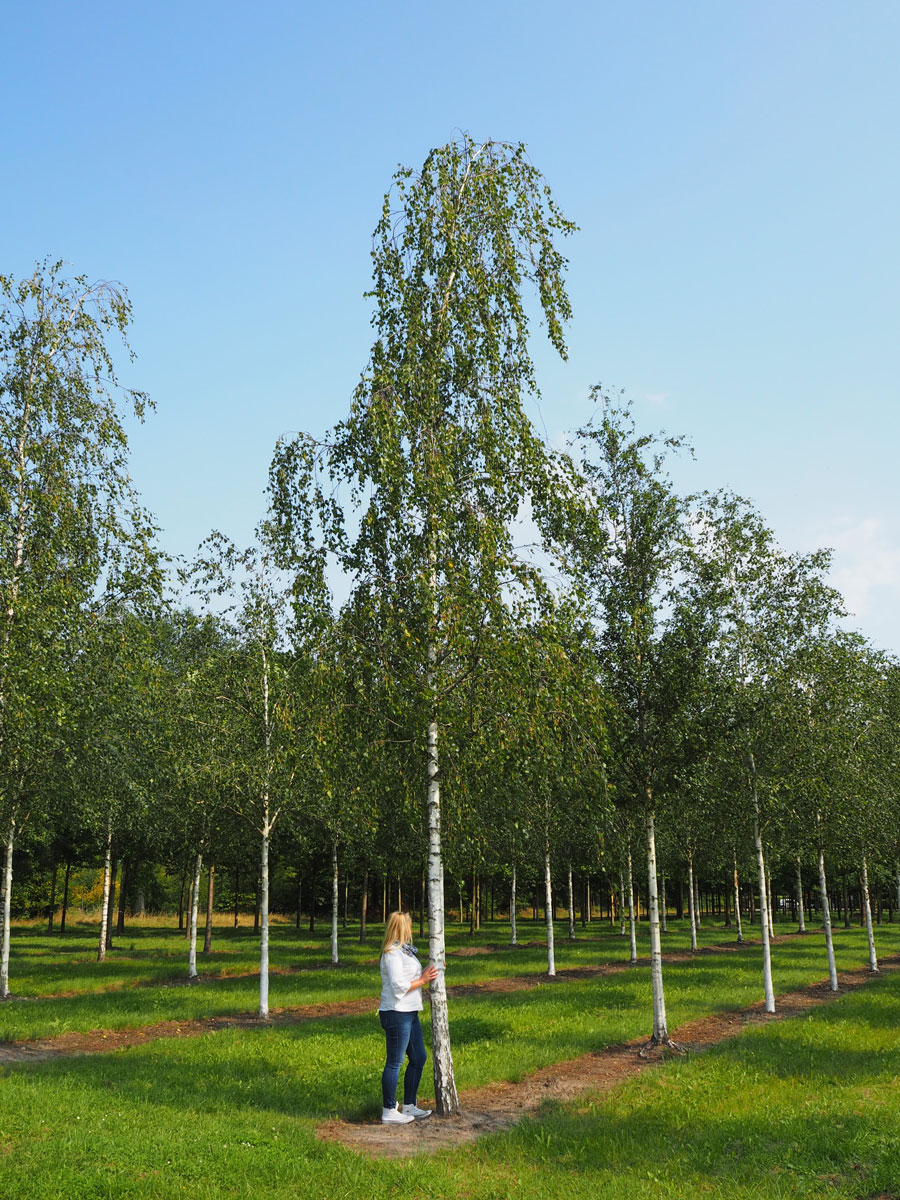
xmin=0 ymin=931 xmax=859 ymax=1067
xmin=317 ymin=955 xmax=900 ymax=1159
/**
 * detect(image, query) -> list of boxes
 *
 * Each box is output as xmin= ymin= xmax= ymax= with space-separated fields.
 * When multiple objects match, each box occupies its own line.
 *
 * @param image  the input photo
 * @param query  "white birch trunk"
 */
xmin=646 ymin=811 xmax=669 ymax=1044
xmin=687 ymin=853 xmax=698 ymax=952
xmin=817 ymin=841 xmax=838 ymax=991
xmin=567 ymin=862 xmax=575 ymax=940
xmin=694 ymin=874 xmax=701 ymax=929
xmin=795 ymin=859 xmax=806 ymax=933
xmin=754 ymin=815 xmax=775 ymax=1012
xmin=97 ymin=820 xmax=112 ymax=964
xmin=544 ymin=845 xmax=555 ymax=976
xmin=426 ymin=691 xmax=458 ymax=1116
xmin=627 ymin=849 xmax=637 ymax=964
xmin=895 ymin=860 xmax=900 ymax=926
xmin=0 ymin=817 xmax=14 ymax=998
xmin=509 ymin=862 xmax=517 ymax=946
xmin=862 ymin=855 xmax=878 ymax=973
xmin=733 ymin=855 xmax=744 ymax=944
xmin=619 ymin=870 xmax=627 ymax=936
xmin=331 ymin=838 xmax=339 ymax=966
xmin=766 ymin=861 xmax=775 ymax=939
xmin=188 ymin=851 xmax=203 ymax=979
xmin=259 ymin=825 xmax=270 ymax=1017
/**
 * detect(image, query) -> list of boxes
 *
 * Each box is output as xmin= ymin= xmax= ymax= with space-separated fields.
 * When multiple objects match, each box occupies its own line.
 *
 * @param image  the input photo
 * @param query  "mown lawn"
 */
xmin=0 ymin=917 xmax=897 ymax=1197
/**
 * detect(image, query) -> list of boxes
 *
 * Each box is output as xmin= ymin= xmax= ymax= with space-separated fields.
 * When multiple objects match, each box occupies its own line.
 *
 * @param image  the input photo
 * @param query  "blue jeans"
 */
xmin=379 ymin=1009 xmax=427 ymax=1108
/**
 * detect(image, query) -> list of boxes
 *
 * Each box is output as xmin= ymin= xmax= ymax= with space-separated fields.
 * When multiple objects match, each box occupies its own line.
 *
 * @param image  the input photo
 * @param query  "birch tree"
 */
xmin=271 ymin=135 xmax=577 ymax=1113
xmin=0 ymin=262 xmax=158 ymax=995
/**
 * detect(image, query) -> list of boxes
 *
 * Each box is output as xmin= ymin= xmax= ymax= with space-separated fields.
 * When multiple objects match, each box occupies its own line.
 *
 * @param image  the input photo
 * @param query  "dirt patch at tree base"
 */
xmin=316 ymin=955 xmax=900 ymax=1159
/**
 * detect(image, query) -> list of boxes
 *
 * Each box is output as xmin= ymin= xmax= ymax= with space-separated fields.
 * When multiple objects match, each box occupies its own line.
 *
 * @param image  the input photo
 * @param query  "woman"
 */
xmin=378 ymin=910 xmax=438 ymax=1124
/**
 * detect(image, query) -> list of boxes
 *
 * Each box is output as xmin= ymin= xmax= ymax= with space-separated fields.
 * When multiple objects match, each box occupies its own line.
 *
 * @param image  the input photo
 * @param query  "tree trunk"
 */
xmin=842 ymin=874 xmax=852 ymax=929
xmin=733 ymin=855 xmax=744 ymax=944
xmin=234 ymin=866 xmax=240 ymax=928
xmin=660 ymin=871 xmax=667 ymax=933
xmin=627 ymin=848 xmax=637 ymax=965
xmin=0 ymin=816 xmax=15 ymax=996
xmin=60 ymin=861 xmax=71 ymax=935
xmin=766 ymin=861 xmax=775 ymax=939
xmin=117 ymin=858 xmax=129 ymax=937
xmin=544 ymin=844 xmax=556 ymax=976
xmin=188 ymin=851 xmax=202 ymax=979
xmin=509 ymin=862 xmax=517 ymax=946
xmin=47 ymin=862 xmax=58 ymax=935
xmin=818 ymin=839 xmax=839 ymax=991
xmin=754 ymin=814 xmax=775 ymax=1013
xmin=796 ymin=859 xmax=806 ymax=933
xmin=331 ymin=838 xmax=339 ymax=966
xmin=343 ymin=876 xmax=348 ymax=930
xmin=646 ymin=810 xmax=669 ymax=1045
xmin=177 ymin=865 xmax=186 ymax=932
xmin=204 ymin=863 xmax=215 ymax=954
xmin=359 ymin=870 xmax=368 ymax=944
xmin=106 ymin=857 xmax=118 ymax=950
xmin=862 ymin=855 xmax=878 ymax=973
xmin=259 ymin=827 xmax=270 ymax=1018
xmin=419 ymin=869 xmax=425 ymax=938
xmin=687 ymin=852 xmax=698 ymax=953
xmin=567 ymin=862 xmax=575 ymax=940
xmin=619 ymin=869 xmax=627 ymax=937
xmin=425 ymin=700 xmax=459 ymax=1116
xmin=97 ymin=821 xmax=113 ymax=964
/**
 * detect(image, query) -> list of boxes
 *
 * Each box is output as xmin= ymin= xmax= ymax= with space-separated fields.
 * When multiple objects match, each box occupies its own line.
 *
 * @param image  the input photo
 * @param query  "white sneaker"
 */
xmin=401 ymin=1103 xmax=432 ymax=1119
xmin=381 ymin=1105 xmax=415 ymax=1125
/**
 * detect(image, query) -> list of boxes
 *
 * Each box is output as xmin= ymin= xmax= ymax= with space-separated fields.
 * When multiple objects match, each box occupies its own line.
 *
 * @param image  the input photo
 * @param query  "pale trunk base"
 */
xmin=862 ymin=855 xmax=878 ymax=973
xmin=544 ymin=848 xmax=555 ymax=976
xmin=188 ymin=851 xmax=202 ymax=978
xmin=754 ymin=819 xmax=775 ymax=1013
xmin=818 ymin=846 xmax=838 ymax=991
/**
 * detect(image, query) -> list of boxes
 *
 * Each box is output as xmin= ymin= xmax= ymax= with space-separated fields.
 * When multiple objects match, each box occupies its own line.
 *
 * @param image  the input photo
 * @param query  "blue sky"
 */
xmin=4 ymin=2 xmax=899 ymax=647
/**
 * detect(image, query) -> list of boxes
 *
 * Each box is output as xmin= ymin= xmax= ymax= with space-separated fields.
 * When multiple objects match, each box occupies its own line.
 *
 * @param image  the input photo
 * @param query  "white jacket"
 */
xmin=379 ymin=942 xmax=423 ymax=1012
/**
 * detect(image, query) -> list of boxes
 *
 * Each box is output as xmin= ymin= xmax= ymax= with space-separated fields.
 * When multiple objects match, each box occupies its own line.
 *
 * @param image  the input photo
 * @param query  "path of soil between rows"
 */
xmin=318 ymin=954 xmax=900 ymax=1158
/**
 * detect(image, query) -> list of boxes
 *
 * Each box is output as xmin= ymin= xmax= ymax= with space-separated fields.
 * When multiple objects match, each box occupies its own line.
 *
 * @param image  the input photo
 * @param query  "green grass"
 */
xmin=3 ymin=913 xmax=895 ymax=1042
xmin=0 ymin=916 xmax=898 ymax=1196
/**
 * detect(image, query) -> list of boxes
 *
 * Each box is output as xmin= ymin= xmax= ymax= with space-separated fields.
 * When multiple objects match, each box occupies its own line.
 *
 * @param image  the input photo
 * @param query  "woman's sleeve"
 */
xmin=382 ymin=950 xmax=412 ymax=1001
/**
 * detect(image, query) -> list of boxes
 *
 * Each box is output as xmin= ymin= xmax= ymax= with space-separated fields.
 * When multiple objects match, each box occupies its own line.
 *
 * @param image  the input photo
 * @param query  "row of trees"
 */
xmin=3 ymin=139 xmax=899 ymax=1116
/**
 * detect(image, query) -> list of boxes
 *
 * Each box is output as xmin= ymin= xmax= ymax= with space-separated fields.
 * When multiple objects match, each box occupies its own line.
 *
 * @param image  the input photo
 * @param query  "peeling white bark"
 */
xmin=627 ymin=849 xmax=637 ymax=964
xmin=733 ymin=855 xmax=743 ymax=944
xmin=426 ymin=696 xmax=458 ymax=1116
xmin=817 ymin=841 xmax=838 ymax=991
xmin=647 ymin=812 xmax=668 ymax=1044
xmin=754 ymin=816 xmax=775 ymax=1013
xmin=794 ymin=858 xmax=806 ymax=933
xmin=862 ymin=855 xmax=878 ymax=973
xmin=331 ymin=838 xmax=339 ymax=966
xmin=0 ymin=817 xmax=14 ymax=998
xmin=509 ymin=862 xmax=517 ymax=946
xmin=687 ymin=852 xmax=698 ymax=953
xmin=567 ymin=862 xmax=575 ymax=940
xmin=259 ymin=825 xmax=270 ymax=1017
xmin=188 ymin=851 xmax=203 ymax=979
xmin=544 ymin=846 xmax=555 ymax=976
xmin=97 ymin=820 xmax=112 ymax=964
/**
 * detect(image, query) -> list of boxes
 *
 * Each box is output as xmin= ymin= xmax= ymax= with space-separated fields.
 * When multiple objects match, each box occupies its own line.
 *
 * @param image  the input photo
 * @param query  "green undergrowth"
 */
xmin=0 ymin=936 xmax=897 ymax=1197
xmin=0 ymin=917 xmax=897 ymax=1042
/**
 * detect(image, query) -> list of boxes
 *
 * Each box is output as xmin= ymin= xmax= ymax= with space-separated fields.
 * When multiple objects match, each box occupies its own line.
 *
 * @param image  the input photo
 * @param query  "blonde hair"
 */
xmin=382 ymin=910 xmax=412 ymax=955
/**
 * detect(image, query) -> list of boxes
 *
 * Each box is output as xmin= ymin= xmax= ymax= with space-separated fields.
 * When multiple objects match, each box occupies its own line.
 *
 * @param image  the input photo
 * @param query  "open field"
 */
xmin=0 ymin=916 xmax=898 ymax=1197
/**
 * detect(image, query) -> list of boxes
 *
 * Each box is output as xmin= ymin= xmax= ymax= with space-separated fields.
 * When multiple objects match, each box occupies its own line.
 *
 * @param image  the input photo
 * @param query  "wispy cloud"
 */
xmin=644 ymin=391 xmax=670 ymax=407
xmin=821 ymin=516 xmax=900 ymax=623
